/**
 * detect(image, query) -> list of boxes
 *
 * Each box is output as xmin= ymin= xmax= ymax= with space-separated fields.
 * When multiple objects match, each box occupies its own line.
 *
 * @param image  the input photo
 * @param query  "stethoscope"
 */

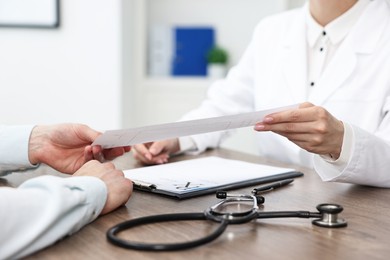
xmin=107 ymin=192 xmax=347 ymax=251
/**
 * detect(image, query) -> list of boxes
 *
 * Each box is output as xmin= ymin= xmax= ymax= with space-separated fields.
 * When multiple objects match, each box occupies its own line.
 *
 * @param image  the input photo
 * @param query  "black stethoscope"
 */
xmin=107 ymin=192 xmax=347 ymax=251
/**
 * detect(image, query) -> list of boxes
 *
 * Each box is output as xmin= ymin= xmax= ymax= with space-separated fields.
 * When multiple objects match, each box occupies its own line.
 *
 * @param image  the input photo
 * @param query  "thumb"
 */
xmin=149 ymin=142 xmax=166 ymax=156
xmin=78 ymin=124 xmax=101 ymax=143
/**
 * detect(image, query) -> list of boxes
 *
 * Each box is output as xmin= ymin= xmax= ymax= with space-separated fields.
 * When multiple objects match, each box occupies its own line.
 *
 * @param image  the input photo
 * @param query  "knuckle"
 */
xmin=103 ymin=162 xmax=115 ymax=169
xmin=307 ymin=135 xmax=325 ymax=149
xmin=117 ymin=170 xmax=125 ymax=177
xmin=90 ymin=160 xmax=101 ymax=166
xmin=315 ymin=107 xmax=329 ymax=119
xmin=311 ymin=136 xmax=323 ymax=146
xmin=314 ymin=122 xmax=328 ymax=134
xmin=289 ymin=110 xmax=301 ymax=121
xmin=284 ymin=123 xmax=296 ymax=132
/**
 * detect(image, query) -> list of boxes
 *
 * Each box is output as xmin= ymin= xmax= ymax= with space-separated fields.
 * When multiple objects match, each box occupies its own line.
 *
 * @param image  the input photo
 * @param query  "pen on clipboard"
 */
xmin=251 ymin=178 xmax=294 ymax=195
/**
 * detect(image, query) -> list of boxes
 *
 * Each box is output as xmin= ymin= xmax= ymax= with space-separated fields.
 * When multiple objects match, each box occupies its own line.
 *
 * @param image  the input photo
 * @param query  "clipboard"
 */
xmin=123 ymin=157 xmax=304 ymax=199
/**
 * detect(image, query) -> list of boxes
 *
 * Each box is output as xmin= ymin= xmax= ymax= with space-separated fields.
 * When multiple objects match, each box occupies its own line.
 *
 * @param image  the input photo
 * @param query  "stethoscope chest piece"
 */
xmin=312 ymin=203 xmax=347 ymax=228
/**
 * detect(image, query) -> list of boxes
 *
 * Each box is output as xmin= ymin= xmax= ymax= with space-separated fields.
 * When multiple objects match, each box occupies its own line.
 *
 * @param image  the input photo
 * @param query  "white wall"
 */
xmin=0 ymin=0 xmax=123 ymax=131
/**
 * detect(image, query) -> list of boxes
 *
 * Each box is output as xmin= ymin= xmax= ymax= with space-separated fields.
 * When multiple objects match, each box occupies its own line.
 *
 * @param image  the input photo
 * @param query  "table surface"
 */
xmin=2 ymin=148 xmax=390 ymax=260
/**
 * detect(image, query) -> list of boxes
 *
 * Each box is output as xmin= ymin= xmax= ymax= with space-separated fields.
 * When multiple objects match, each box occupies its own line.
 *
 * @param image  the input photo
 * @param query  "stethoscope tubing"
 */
xmin=256 ymin=211 xmax=322 ymax=219
xmin=106 ymin=210 xmax=322 ymax=251
xmin=107 ymin=203 xmax=345 ymax=251
xmin=107 ymin=212 xmax=229 ymax=251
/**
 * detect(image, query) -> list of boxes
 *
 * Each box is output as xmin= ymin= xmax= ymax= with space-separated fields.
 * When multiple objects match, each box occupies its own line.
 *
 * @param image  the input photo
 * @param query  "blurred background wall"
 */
xmin=0 ymin=0 xmax=305 ymax=154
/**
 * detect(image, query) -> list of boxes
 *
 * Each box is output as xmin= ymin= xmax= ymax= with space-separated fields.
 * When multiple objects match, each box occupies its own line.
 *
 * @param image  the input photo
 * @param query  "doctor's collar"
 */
xmin=306 ymin=0 xmax=371 ymax=47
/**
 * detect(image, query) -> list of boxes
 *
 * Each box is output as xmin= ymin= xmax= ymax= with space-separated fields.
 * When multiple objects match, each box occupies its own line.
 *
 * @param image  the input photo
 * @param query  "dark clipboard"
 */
xmin=133 ymin=170 xmax=303 ymax=199
xmin=125 ymin=156 xmax=304 ymax=200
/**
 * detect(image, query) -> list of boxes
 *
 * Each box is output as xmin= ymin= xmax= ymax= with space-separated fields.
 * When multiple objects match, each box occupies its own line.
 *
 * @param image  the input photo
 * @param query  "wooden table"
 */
xmin=3 ymin=149 xmax=390 ymax=260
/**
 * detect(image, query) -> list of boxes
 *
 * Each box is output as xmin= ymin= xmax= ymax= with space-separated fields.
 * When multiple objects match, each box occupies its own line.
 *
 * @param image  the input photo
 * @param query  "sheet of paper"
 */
xmin=123 ymin=157 xmax=295 ymax=194
xmin=93 ymin=104 xmax=298 ymax=149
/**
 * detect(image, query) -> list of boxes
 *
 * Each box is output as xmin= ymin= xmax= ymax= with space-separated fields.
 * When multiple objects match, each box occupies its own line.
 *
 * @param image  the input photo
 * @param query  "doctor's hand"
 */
xmin=254 ymin=102 xmax=344 ymax=159
xmin=28 ymin=124 xmax=131 ymax=174
xmin=73 ymin=160 xmax=133 ymax=215
xmin=133 ymin=139 xmax=180 ymax=165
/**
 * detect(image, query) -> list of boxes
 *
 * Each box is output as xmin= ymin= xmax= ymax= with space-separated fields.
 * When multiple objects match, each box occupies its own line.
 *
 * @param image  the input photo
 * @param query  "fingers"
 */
xmin=84 ymin=146 xmax=94 ymax=162
xmin=84 ymin=129 xmax=131 ymax=162
xmin=254 ymin=104 xmax=325 ymax=132
xmin=149 ymin=141 xmax=166 ymax=155
xmin=99 ymin=168 xmax=133 ymax=215
xmin=102 ymin=146 xmax=131 ymax=161
xmin=84 ymin=145 xmax=104 ymax=163
xmin=77 ymin=124 xmax=101 ymax=143
xmin=133 ymin=142 xmax=171 ymax=165
xmin=84 ymin=145 xmax=131 ymax=163
xmin=73 ymin=160 xmax=112 ymax=177
xmin=133 ymin=143 xmax=152 ymax=160
xmin=72 ymin=161 xmax=133 ymax=215
xmin=252 ymin=103 xmax=344 ymax=156
xmin=92 ymin=145 xmax=105 ymax=162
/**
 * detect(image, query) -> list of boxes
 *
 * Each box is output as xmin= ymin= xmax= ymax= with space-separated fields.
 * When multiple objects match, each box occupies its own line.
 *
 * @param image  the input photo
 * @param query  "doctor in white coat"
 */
xmin=133 ymin=0 xmax=390 ymax=188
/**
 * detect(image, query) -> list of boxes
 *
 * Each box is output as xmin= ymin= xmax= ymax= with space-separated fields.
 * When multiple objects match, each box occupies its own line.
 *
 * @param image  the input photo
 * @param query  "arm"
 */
xmin=255 ymin=102 xmax=390 ymax=187
xmin=28 ymin=124 xmax=131 ymax=174
xmin=0 ymin=160 xmax=132 ymax=259
xmin=0 ymin=124 xmax=131 ymax=174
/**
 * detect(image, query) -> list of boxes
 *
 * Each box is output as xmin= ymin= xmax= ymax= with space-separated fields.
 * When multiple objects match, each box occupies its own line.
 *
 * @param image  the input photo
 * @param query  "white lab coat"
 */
xmin=182 ymin=0 xmax=390 ymax=187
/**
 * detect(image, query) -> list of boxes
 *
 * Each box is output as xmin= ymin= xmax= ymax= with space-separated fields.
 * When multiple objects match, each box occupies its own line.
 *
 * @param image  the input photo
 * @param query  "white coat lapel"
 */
xmin=280 ymin=8 xmax=308 ymax=103
xmin=310 ymin=0 xmax=387 ymax=105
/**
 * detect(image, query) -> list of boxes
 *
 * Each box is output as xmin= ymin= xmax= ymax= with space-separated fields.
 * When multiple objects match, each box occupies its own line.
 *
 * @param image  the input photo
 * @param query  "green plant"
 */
xmin=207 ymin=46 xmax=228 ymax=65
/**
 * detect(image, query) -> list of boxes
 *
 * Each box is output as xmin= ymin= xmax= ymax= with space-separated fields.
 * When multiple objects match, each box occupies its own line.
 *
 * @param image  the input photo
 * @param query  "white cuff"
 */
xmin=314 ymin=122 xmax=354 ymax=181
xmin=179 ymin=137 xmax=196 ymax=152
xmin=0 ymin=125 xmax=37 ymax=172
xmin=176 ymin=136 xmax=200 ymax=155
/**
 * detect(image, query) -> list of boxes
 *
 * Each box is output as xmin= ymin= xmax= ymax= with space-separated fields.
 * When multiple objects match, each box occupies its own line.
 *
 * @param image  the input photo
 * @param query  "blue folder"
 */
xmin=172 ymin=27 xmax=215 ymax=76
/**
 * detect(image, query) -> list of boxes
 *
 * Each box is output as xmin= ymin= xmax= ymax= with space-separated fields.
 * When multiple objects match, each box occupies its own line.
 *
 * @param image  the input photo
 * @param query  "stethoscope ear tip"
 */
xmin=255 ymin=195 xmax=265 ymax=205
xmin=216 ymin=191 xmax=227 ymax=199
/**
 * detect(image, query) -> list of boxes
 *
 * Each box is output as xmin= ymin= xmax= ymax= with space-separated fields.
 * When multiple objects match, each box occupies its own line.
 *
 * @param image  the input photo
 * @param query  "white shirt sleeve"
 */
xmin=0 ymin=175 xmax=107 ymax=259
xmin=177 ymin=136 xmax=200 ymax=155
xmin=314 ymin=120 xmax=390 ymax=188
xmin=0 ymin=125 xmax=37 ymax=173
xmin=313 ymin=122 xmax=354 ymax=181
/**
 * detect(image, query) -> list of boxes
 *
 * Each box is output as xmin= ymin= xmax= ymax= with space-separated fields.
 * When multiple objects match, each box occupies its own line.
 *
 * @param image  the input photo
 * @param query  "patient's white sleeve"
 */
xmin=0 ymin=175 xmax=107 ymax=259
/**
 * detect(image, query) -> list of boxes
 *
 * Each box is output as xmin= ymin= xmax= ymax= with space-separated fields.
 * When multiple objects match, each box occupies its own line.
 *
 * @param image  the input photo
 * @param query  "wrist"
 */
xmin=28 ymin=125 xmax=46 ymax=165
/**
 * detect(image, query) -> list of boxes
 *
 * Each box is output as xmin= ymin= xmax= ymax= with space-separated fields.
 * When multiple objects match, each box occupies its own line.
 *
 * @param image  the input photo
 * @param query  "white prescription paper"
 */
xmin=124 ymin=156 xmax=296 ymax=194
xmin=93 ymin=104 xmax=298 ymax=149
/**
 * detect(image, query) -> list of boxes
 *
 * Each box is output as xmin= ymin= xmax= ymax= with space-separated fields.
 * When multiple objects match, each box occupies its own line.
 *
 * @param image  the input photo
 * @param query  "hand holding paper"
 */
xmin=93 ymin=104 xmax=298 ymax=149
